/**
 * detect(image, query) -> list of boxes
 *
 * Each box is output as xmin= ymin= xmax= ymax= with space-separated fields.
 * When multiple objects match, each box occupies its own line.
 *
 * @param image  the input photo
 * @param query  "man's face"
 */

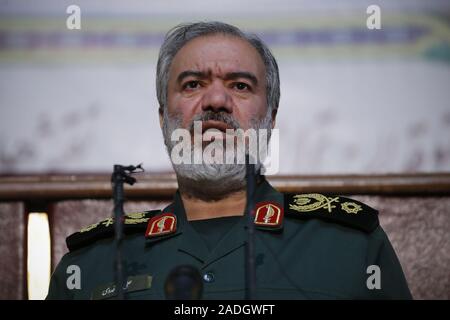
xmin=163 ymin=34 xmax=270 ymax=133
xmin=160 ymin=33 xmax=274 ymax=196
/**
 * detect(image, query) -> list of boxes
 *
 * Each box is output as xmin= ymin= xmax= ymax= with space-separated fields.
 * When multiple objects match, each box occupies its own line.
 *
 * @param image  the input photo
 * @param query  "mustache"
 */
xmin=188 ymin=111 xmax=240 ymax=132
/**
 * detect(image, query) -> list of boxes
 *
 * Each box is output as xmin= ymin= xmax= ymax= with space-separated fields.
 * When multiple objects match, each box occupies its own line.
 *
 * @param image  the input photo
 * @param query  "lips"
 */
xmin=201 ymin=120 xmax=234 ymax=133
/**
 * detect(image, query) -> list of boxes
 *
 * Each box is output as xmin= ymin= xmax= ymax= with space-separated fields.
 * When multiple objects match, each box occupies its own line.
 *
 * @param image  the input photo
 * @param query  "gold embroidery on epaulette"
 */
xmin=124 ymin=217 xmax=149 ymax=225
xmin=125 ymin=212 xmax=146 ymax=219
xmin=101 ymin=218 xmax=114 ymax=227
xmin=289 ymin=194 xmax=339 ymax=213
xmin=341 ymin=202 xmax=362 ymax=214
xmin=80 ymin=222 xmax=99 ymax=233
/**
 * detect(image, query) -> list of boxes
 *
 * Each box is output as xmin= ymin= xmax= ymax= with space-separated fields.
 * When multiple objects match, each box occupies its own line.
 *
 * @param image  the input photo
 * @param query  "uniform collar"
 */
xmin=146 ymin=176 xmax=285 ymax=267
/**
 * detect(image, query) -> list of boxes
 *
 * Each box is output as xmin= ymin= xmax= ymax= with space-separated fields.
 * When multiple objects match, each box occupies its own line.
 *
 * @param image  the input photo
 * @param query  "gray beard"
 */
xmin=161 ymin=108 xmax=272 ymax=201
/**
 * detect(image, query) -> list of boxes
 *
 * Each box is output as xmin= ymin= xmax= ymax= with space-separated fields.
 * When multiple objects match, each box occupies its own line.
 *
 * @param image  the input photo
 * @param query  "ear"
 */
xmin=158 ymin=107 xmax=164 ymax=129
xmin=271 ymin=108 xmax=278 ymax=129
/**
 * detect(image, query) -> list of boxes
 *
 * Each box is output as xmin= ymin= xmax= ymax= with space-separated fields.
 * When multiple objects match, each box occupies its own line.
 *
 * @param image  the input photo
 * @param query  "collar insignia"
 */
xmin=254 ymin=201 xmax=283 ymax=229
xmin=145 ymin=213 xmax=177 ymax=238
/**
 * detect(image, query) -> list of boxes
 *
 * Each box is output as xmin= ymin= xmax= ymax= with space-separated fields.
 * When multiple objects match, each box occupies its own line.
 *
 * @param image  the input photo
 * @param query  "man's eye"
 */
xmin=234 ymin=82 xmax=250 ymax=91
xmin=183 ymin=81 xmax=200 ymax=90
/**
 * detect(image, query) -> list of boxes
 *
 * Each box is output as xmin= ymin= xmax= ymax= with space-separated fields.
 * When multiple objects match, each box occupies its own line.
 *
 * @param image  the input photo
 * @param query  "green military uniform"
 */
xmin=46 ymin=177 xmax=412 ymax=299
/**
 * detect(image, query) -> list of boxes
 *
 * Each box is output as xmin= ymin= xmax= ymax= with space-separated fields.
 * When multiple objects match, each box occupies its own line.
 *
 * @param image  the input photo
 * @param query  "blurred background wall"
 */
xmin=0 ymin=0 xmax=449 ymax=175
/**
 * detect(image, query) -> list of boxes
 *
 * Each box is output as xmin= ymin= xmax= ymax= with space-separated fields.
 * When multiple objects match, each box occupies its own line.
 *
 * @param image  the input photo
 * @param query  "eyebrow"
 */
xmin=176 ymin=70 xmax=258 ymax=86
xmin=177 ymin=71 xmax=207 ymax=84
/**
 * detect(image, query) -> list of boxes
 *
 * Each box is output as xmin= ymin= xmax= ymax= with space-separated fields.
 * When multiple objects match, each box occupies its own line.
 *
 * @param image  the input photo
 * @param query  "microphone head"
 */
xmin=164 ymin=265 xmax=203 ymax=300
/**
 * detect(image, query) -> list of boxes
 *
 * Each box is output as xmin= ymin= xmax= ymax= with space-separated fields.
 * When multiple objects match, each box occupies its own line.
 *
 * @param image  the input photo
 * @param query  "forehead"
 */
xmin=169 ymin=34 xmax=266 ymax=81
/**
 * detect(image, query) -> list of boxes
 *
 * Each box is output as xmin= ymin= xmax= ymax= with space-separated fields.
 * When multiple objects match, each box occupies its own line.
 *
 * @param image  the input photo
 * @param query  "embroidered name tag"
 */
xmin=91 ymin=274 xmax=153 ymax=300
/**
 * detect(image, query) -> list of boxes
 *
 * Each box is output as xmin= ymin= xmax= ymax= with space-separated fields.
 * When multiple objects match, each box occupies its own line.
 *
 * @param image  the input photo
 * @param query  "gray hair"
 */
xmin=156 ymin=21 xmax=280 ymax=113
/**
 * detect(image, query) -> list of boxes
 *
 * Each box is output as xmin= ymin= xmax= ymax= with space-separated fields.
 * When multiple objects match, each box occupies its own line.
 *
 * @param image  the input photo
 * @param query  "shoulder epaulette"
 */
xmin=284 ymin=193 xmax=379 ymax=233
xmin=66 ymin=210 xmax=161 ymax=252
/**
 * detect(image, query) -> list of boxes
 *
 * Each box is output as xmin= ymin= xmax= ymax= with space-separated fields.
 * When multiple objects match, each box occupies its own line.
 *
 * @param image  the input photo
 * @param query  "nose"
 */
xmin=201 ymin=81 xmax=233 ymax=114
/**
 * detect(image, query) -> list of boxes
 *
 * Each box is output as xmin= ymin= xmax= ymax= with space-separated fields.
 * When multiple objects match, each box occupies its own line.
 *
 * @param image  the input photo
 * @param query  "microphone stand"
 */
xmin=244 ymin=154 xmax=257 ymax=300
xmin=111 ymin=163 xmax=143 ymax=300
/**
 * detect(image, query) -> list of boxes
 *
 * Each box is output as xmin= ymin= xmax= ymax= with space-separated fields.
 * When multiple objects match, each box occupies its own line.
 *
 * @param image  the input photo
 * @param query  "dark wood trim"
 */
xmin=269 ymin=173 xmax=450 ymax=195
xmin=1 ymin=172 xmax=449 ymax=201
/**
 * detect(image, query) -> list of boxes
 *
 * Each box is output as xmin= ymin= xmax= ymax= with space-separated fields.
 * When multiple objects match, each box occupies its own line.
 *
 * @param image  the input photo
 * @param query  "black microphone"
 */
xmin=164 ymin=265 xmax=203 ymax=300
xmin=111 ymin=163 xmax=144 ymax=300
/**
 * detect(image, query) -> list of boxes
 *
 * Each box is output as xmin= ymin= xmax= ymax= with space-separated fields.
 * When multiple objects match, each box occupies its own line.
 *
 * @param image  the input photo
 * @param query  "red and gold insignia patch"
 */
xmin=145 ymin=213 xmax=177 ymax=238
xmin=254 ymin=202 xmax=283 ymax=228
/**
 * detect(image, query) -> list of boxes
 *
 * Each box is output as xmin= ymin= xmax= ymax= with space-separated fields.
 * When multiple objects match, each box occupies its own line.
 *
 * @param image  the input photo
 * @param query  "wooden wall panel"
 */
xmin=353 ymin=196 xmax=450 ymax=300
xmin=0 ymin=202 xmax=25 ymax=300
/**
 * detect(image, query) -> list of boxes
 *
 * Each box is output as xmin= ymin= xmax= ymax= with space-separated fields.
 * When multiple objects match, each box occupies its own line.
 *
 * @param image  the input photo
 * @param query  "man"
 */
xmin=46 ymin=21 xmax=412 ymax=299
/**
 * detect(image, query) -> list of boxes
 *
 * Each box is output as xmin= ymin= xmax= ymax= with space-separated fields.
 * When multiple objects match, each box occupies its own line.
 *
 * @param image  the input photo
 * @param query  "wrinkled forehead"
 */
xmin=168 ymin=34 xmax=266 ymax=83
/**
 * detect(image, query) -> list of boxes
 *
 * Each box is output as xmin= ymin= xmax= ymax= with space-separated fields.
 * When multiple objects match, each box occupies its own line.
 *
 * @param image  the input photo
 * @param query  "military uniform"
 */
xmin=46 ymin=177 xmax=412 ymax=300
